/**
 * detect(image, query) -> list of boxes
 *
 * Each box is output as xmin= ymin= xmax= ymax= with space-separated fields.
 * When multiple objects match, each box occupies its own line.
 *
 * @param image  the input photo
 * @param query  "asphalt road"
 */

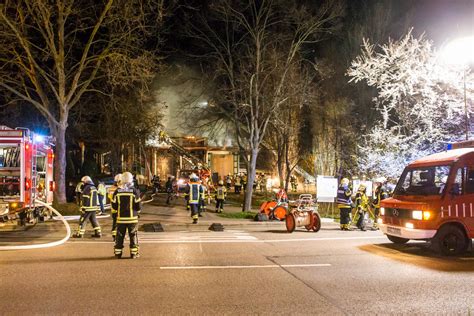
xmin=1 ymin=203 xmax=473 ymax=315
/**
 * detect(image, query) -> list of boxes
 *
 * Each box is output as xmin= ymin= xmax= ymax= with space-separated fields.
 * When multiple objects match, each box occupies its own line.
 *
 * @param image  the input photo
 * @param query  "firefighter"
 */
xmin=215 ymin=180 xmax=227 ymax=213
xmin=73 ymin=176 xmax=101 ymax=238
xmin=97 ymin=181 xmax=106 ymax=215
xmin=290 ymin=175 xmax=297 ymax=192
xmin=337 ymin=178 xmax=352 ymax=231
xmin=165 ymin=176 xmax=173 ymax=205
xmin=226 ymin=174 xmax=232 ymax=190
xmin=276 ymin=187 xmax=288 ymax=203
xmin=354 ymin=184 xmax=369 ymax=231
xmin=185 ymin=173 xmax=203 ymax=224
xmin=112 ymin=172 xmax=141 ymax=259
xmin=372 ymin=177 xmax=389 ymax=230
xmin=199 ymin=179 xmax=207 ymax=216
xmin=234 ymin=174 xmax=242 ymax=194
xmin=108 ymin=173 xmax=122 ymax=241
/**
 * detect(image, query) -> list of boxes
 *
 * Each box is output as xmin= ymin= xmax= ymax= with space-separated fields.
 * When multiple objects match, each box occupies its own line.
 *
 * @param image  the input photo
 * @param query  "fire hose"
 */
xmin=0 ymin=200 xmax=71 ymax=251
xmin=0 ymin=193 xmax=156 ymax=251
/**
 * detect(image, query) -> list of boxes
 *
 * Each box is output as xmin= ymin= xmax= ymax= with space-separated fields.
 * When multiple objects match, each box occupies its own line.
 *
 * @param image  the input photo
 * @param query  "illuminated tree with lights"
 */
xmin=348 ymin=31 xmax=473 ymax=178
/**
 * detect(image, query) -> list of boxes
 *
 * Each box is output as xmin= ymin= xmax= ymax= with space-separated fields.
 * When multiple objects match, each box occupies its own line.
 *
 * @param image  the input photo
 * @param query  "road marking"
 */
xmin=160 ymin=263 xmax=331 ymax=270
xmin=69 ymin=235 xmax=386 ymax=244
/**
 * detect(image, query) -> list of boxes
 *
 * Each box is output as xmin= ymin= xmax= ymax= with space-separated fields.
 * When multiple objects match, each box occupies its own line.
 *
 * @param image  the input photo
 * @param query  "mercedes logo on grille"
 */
xmin=392 ymin=209 xmax=399 ymax=217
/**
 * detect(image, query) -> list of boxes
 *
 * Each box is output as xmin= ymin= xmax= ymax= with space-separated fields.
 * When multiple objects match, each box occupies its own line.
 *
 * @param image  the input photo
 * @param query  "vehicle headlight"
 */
xmin=380 ymin=207 xmax=385 ymax=216
xmin=412 ymin=210 xmax=423 ymax=220
xmin=412 ymin=210 xmax=431 ymax=220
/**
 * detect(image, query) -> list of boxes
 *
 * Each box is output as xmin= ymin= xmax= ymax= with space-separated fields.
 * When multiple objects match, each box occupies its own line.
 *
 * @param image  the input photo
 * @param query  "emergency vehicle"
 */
xmin=379 ymin=140 xmax=474 ymax=255
xmin=0 ymin=126 xmax=54 ymax=225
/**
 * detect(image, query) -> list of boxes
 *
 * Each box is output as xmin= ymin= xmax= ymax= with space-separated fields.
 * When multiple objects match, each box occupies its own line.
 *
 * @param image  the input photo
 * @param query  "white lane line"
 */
xmin=160 ymin=263 xmax=331 ymax=270
xmin=69 ymin=236 xmax=386 ymax=244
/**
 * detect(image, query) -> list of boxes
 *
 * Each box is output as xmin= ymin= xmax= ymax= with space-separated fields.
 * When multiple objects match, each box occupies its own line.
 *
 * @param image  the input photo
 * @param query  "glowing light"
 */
xmin=34 ymin=134 xmax=45 ymax=143
xmin=440 ymin=36 xmax=474 ymax=66
xmin=405 ymin=223 xmax=414 ymax=229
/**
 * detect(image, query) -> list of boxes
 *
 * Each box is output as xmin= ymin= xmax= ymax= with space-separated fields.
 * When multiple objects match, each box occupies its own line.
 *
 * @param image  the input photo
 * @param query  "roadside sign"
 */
xmin=316 ymin=176 xmax=338 ymax=202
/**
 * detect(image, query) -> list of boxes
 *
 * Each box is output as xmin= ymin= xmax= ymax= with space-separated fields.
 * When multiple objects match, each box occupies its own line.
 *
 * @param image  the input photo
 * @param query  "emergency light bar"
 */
xmin=447 ymin=140 xmax=474 ymax=150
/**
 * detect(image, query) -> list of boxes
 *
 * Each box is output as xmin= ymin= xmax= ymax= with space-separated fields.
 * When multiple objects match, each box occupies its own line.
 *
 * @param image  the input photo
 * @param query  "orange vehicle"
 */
xmin=0 ymin=126 xmax=54 ymax=225
xmin=379 ymin=141 xmax=474 ymax=255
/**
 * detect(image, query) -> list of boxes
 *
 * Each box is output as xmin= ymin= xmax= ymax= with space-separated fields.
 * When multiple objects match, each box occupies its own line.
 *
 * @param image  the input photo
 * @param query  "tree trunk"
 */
xmin=242 ymin=148 xmax=258 ymax=212
xmin=53 ymin=123 xmax=67 ymax=203
xmin=276 ymin=141 xmax=284 ymax=188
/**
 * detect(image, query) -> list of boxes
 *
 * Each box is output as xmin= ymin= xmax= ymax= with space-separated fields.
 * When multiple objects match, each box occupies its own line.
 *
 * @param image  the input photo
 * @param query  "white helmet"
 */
xmin=81 ymin=176 xmax=93 ymax=184
xmin=122 ymin=172 xmax=134 ymax=184
xmin=375 ymin=176 xmax=387 ymax=184
xmin=190 ymin=173 xmax=199 ymax=181
xmin=114 ymin=173 xmax=122 ymax=184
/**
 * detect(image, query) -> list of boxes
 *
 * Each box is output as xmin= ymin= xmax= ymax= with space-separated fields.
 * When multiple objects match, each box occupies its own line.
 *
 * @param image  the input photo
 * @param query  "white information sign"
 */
xmin=316 ymin=176 xmax=338 ymax=202
xmin=352 ymin=180 xmax=373 ymax=197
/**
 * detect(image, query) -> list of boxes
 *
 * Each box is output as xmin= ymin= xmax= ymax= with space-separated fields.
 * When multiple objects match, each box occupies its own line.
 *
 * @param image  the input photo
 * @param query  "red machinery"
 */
xmin=0 ymin=126 xmax=54 ymax=225
xmin=285 ymin=194 xmax=321 ymax=233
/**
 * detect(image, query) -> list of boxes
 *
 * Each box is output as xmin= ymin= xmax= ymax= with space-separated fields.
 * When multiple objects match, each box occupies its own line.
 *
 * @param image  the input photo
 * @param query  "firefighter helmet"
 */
xmin=375 ymin=176 xmax=387 ymax=184
xmin=190 ymin=173 xmax=199 ymax=181
xmin=218 ymin=180 xmax=224 ymax=185
xmin=81 ymin=176 xmax=93 ymax=184
xmin=114 ymin=173 xmax=122 ymax=184
xmin=358 ymin=184 xmax=366 ymax=191
xmin=122 ymin=172 xmax=134 ymax=184
xmin=341 ymin=178 xmax=349 ymax=186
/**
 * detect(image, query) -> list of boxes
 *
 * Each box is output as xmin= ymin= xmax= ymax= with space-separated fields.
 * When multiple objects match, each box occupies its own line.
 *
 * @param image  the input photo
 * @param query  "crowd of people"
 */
xmin=72 ymin=172 xmax=142 ymax=259
xmin=337 ymin=177 xmax=391 ymax=232
xmin=71 ymin=169 xmax=393 ymax=259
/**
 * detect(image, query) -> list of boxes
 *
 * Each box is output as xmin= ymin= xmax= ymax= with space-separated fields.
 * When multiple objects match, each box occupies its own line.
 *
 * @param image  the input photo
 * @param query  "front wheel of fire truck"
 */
xmin=434 ymin=225 xmax=468 ymax=256
xmin=387 ymin=235 xmax=409 ymax=244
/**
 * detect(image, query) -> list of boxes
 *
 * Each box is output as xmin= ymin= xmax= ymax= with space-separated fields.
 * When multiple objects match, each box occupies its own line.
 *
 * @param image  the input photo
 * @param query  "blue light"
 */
xmin=33 ymin=134 xmax=45 ymax=143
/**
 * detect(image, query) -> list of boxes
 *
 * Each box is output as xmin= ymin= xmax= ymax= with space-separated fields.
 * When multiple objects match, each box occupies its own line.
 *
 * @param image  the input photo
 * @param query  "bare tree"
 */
xmin=0 ymin=0 xmax=168 ymax=202
xmin=184 ymin=0 xmax=343 ymax=211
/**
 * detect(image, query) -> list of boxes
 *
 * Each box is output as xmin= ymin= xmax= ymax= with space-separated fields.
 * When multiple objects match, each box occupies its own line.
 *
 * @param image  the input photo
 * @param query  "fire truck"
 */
xmin=379 ymin=140 xmax=474 ymax=255
xmin=0 ymin=126 xmax=55 ymax=225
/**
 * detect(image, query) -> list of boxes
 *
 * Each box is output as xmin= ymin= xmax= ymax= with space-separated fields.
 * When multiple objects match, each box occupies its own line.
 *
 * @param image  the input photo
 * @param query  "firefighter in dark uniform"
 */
xmin=337 ymin=178 xmax=352 ymax=231
xmin=199 ymin=179 xmax=207 ymax=216
xmin=185 ymin=173 xmax=203 ymax=224
xmin=215 ymin=180 xmax=227 ymax=213
xmin=354 ymin=184 xmax=369 ymax=231
xmin=73 ymin=176 xmax=101 ymax=238
xmin=112 ymin=172 xmax=142 ymax=259
xmin=107 ymin=173 xmax=122 ymax=241
xmin=372 ymin=177 xmax=389 ymax=230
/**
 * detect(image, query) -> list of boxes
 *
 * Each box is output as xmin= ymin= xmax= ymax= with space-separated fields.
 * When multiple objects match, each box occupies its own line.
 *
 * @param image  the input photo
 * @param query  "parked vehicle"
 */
xmin=379 ymin=141 xmax=474 ymax=255
xmin=0 ymin=126 xmax=54 ymax=225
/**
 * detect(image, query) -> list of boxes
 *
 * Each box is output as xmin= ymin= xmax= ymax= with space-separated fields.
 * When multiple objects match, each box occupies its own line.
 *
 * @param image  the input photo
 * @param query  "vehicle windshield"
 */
xmin=394 ymin=165 xmax=451 ymax=196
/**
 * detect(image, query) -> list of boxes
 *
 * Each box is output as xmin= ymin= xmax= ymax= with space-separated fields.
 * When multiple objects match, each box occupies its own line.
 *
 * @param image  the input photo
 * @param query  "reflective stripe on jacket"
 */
xmin=81 ymin=184 xmax=99 ymax=211
xmin=186 ymin=182 xmax=202 ymax=204
xmin=337 ymin=186 xmax=352 ymax=208
xmin=112 ymin=186 xmax=141 ymax=224
xmin=215 ymin=186 xmax=227 ymax=200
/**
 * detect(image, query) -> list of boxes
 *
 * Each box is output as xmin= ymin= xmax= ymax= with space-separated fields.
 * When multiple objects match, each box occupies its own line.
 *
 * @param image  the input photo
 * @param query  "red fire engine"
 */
xmin=0 ymin=126 xmax=55 ymax=225
xmin=379 ymin=140 xmax=474 ymax=255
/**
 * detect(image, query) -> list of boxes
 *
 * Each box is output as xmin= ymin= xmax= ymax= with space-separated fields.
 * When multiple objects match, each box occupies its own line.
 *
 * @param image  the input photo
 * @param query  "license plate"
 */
xmin=387 ymin=226 xmax=401 ymax=236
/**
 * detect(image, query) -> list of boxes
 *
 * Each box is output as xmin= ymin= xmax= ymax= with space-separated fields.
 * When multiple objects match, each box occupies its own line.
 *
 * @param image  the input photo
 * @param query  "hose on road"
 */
xmin=0 ymin=200 xmax=71 ymax=251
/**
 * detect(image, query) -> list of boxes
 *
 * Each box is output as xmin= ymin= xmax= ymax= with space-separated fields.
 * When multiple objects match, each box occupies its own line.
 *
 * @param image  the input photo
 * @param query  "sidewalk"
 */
xmin=140 ymin=193 xmax=336 ymax=232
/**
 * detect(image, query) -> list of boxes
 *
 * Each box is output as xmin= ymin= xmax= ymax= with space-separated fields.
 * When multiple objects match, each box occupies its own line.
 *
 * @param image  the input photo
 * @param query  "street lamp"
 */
xmin=440 ymin=36 xmax=474 ymax=140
